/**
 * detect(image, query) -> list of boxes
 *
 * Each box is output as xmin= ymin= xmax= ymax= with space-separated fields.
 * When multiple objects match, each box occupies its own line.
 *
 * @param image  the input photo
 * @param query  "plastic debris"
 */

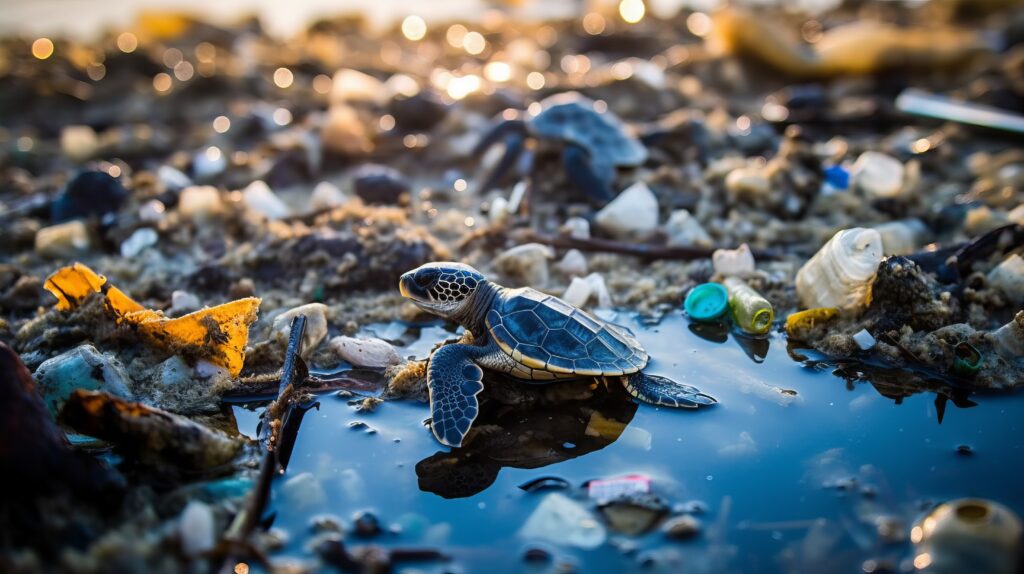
xmin=594 ymin=181 xmax=659 ymax=240
xmin=822 ymin=165 xmax=850 ymax=191
xmin=60 ymin=389 xmax=243 ymax=470
xmin=952 ymin=342 xmax=983 ymax=377
xmin=495 ymin=243 xmax=554 ymax=287
xmin=556 ymin=249 xmax=588 ymax=278
xmin=34 ymin=345 xmax=132 ymax=416
xmin=723 ymin=277 xmax=774 ymax=335
xmin=562 ymin=272 xmax=612 ymax=309
xmin=519 ymin=492 xmax=606 ymax=549
xmin=852 ymin=329 xmax=876 ymax=351
xmin=588 ymin=474 xmax=651 ymax=503
xmin=664 ymin=210 xmax=712 ymax=248
xmin=684 ymin=283 xmax=729 ymax=323
xmin=43 ymin=263 xmax=260 ymax=376
xmin=120 ymin=227 xmax=159 ymax=258
xmin=796 ymin=228 xmax=883 ymax=314
xmin=912 ymin=498 xmax=1022 ymax=574
xmin=785 ymin=308 xmax=839 ymax=339
xmin=896 ymin=88 xmax=1024 ymax=136
xmin=851 ymin=152 xmax=905 ymax=200
xmin=242 ymin=180 xmax=290 ymax=220
xmin=712 ymin=244 xmax=755 ymax=277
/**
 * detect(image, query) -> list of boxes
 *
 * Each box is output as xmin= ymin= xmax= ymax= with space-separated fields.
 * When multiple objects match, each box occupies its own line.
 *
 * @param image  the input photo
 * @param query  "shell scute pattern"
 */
xmin=486 ymin=287 xmax=647 ymax=378
xmin=532 ymin=95 xmax=647 ymax=167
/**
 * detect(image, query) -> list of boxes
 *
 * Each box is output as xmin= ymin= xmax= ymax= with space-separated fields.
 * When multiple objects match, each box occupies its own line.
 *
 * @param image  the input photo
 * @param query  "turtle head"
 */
xmin=399 ymin=262 xmax=486 ymax=318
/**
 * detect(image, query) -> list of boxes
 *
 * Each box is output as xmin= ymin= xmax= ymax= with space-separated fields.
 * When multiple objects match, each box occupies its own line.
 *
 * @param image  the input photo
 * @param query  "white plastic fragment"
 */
xmin=242 ymin=180 xmax=290 ymax=220
xmin=170 ymin=290 xmax=201 ymax=316
xmin=60 ymin=125 xmax=99 ymax=162
xmin=562 ymin=273 xmax=612 ymax=309
xmin=489 ymin=196 xmax=510 ymax=225
xmin=664 ymin=209 xmax=712 ymax=247
xmin=519 ymin=493 xmax=606 ymax=549
xmin=852 ymin=329 xmax=876 ymax=351
xmin=874 ymin=219 xmax=928 ymax=255
xmin=120 ymin=227 xmax=158 ymax=258
xmin=560 ymin=216 xmax=591 ymax=239
xmin=851 ymin=151 xmax=905 ymax=199
xmin=713 ymin=243 xmax=756 ymax=277
xmin=310 ymin=181 xmax=349 ymax=211
xmin=557 ymin=249 xmax=588 ymax=277
xmin=796 ymin=228 xmax=883 ymax=313
xmin=495 ymin=243 xmax=554 ymax=287
xmin=179 ymin=501 xmax=215 ymax=557
xmin=594 ymin=181 xmax=659 ymax=240
xmin=329 ymin=336 xmax=401 ymax=368
xmin=35 ymin=220 xmax=90 ymax=257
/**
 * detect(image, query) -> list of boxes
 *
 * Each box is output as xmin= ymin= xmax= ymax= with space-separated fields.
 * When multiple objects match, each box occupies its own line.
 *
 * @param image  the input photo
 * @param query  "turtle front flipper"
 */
xmin=622 ymin=373 xmax=717 ymax=408
xmin=427 ymin=344 xmax=489 ymax=447
xmin=563 ymin=143 xmax=616 ymax=205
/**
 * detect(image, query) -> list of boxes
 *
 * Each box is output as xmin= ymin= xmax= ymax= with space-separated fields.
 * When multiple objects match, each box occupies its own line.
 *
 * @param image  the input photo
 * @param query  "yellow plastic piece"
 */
xmin=44 ymin=263 xmax=260 ymax=376
xmin=785 ymin=308 xmax=839 ymax=339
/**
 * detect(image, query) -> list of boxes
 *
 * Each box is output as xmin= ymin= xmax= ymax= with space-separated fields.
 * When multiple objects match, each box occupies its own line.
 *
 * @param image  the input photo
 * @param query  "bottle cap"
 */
xmin=684 ymin=283 xmax=729 ymax=322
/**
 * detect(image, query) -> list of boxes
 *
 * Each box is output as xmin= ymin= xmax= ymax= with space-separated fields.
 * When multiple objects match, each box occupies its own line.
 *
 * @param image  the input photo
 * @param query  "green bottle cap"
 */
xmin=952 ymin=341 xmax=982 ymax=377
xmin=684 ymin=283 xmax=729 ymax=322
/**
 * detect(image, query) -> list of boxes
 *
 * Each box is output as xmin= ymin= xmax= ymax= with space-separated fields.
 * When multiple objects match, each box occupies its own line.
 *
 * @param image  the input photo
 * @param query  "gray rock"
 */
xmin=34 ymin=345 xmax=132 ymax=416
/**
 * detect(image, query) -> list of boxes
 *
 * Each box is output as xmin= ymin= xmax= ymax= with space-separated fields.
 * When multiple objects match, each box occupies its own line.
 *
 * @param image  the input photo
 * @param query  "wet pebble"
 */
xmin=242 ymin=180 xmax=290 ymax=220
xmin=664 ymin=209 xmax=711 ymax=247
xmin=349 ymin=421 xmax=377 ymax=434
xmin=662 ymin=515 xmax=701 ymax=540
xmin=594 ymin=181 xmax=659 ymax=240
xmin=310 ymin=181 xmax=348 ymax=211
xmin=35 ymin=220 xmax=91 ymax=257
xmin=192 ymin=146 xmax=227 ymax=180
xmin=353 ymin=164 xmax=410 ymax=204
xmin=51 ymin=170 xmax=127 ymax=223
xmin=522 ymin=545 xmax=554 ymax=563
xmin=34 ymin=344 xmax=132 ymax=415
xmin=310 ymin=514 xmax=344 ymax=534
xmin=60 ymin=125 xmax=99 ymax=162
xmin=597 ymin=494 xmax=669 ymax=536
xmin=352 ymin=510 xmax=382 ymax=537
xmin=673 ymin=500 xmax=709 ymax=515
xmin=557 ymin=249 xmax=588 ymax=277
xmin=170 ymin=290 xmax=201 ymax=315
xmin=157 ymin=165 xmax=192 ymax=192
xmin=560 ymin=216 xmax=591 ymax=239
xmin=329 ymin=335 xmax=401 ymax=368
xmin=178 ymin=186 xmax=223 ymax=219
xmin=562 ymin=272 xmax=612 ymax=309
xmin=120 ymin=227 xmax=158 ymax=258
xmin=273 ymin=303 xmax=330 ymax=356
xmin=388 ymin=90 xmax=447 ymax=131
xmin=956 ymin=444 xmax=973 ymax=456
xmin=852 ymin=151 xmax=904 ymax=199
xmin=724 ymin=166 xmax=771 ymax=198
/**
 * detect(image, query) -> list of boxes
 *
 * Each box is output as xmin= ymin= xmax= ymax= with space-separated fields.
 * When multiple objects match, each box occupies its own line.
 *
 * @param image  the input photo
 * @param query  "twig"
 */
xmin=519 ymin=231 xmax=784 ymax=261
xmin=217 ymin=315 xmax=308 ymax=574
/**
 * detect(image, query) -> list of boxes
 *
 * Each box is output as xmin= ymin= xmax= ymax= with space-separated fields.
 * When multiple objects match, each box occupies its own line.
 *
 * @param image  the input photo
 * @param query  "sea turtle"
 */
xmin=473 ymin=92 xmax=648 ymax=205
xmin=399 ymin=262 xmax=716 ymax=447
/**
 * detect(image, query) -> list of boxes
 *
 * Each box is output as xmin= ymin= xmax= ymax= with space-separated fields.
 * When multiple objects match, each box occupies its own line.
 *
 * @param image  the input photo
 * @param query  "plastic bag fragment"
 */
xmin=44 ymin=263 xmax=260 ymax=376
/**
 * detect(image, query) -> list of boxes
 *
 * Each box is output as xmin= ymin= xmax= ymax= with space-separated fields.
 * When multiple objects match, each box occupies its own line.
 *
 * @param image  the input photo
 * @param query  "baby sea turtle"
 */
xmin=474 ymin=92 xmax=647 ymax=205
xmin=399 ymin=262 xmax=716 ymax=447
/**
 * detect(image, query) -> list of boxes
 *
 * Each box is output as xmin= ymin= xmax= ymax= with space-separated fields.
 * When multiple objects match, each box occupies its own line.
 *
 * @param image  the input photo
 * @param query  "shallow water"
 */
xmin=241 ymin=311 xmax=1024 ymax=573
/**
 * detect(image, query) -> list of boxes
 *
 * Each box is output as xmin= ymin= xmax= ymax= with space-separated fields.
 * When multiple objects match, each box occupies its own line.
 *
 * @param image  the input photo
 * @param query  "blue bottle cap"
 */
xmin=823 ymin=165 xmax=850 ymax=190
xmin=684 ymin=283 xmax=729 ymax=322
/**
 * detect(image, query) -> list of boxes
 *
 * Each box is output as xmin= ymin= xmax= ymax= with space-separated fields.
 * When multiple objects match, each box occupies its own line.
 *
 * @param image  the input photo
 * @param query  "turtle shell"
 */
xmin=486 ymin=287 xmax=649 ymax=377
xmin=532 ymin=93 xmax=648 ymax=168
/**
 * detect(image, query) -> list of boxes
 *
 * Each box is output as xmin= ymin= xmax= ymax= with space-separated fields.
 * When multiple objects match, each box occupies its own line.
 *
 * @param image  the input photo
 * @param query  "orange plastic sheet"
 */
xmin=44 ymin=263 xmax=260 ymax=376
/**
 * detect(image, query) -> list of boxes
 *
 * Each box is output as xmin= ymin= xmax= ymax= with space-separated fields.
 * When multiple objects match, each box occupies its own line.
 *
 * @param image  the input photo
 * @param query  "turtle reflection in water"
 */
xmin=398 ymin=262 xmax=716 ymax=448
xmin=416 ymin=376 xmax=639 ymax=499
xmin=473 ymin=92 xmax=647 ymax=204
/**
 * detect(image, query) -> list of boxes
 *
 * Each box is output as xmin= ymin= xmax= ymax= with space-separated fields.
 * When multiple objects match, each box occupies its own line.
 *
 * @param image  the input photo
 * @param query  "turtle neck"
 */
xmin=453 ymin=280 xmax=501 ymax=339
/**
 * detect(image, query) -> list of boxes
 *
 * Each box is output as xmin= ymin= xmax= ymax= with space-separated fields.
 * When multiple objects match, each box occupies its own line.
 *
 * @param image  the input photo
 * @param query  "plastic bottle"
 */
xmin=723 ymin=277 xmax=773 ymax=335
xmin=795 ymin=228 xmax=883 ymax=313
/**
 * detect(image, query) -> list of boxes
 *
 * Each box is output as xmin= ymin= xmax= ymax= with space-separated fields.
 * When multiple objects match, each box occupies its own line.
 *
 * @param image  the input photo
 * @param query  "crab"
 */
xmin=473 ymin=92 xmax=648 ymax=205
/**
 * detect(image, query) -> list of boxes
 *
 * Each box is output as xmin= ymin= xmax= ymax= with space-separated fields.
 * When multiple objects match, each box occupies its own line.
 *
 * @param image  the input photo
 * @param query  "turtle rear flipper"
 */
xmin=427 ymin=344 xmax=489 ymax=448
xmin=622 ymin=373 xmax=717 ymax=408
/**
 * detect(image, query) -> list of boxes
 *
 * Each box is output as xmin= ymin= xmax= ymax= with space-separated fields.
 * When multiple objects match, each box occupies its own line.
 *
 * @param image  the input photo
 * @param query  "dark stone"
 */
xmin=51 ymin=171 xmax=128 ymax=223
xmin=388 ymin=90 xmax=447 ymax=132
xmin=353 ymin=165 xmax=410 ymax=204
xmin=352 ymin=510 xmax=382 ymax=537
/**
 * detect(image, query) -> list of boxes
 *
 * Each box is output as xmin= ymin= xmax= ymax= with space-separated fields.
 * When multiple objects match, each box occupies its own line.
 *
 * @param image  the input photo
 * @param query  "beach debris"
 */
xmin=329 ymin=335 xmax=401 ymax=368
xmin=562 ymin=272 xmax=612 ymax=309
xmin=556 ymin=249 xmax=588 ymax=278
xmin=353 ymin=164 xmax=410 ymax=205
xmin=120 ymin=227 xmax=159 ymax=258
xmin=34 ymin=344 xmax=132 ymax=416
xmin=321 ymin=104 xmax=374 ymax=156
xmin=273 ymin=303 xmax=329 ymax=357
xmin=588 ymin=475 xmax=651 ymax=503
xmin=724 ymin=277 xmax=773 ymax=335
xmin=785 ymin=308 xmax=839 ymax=340
xmin=1 ymin=342 xmax=121 ymax=498
xmin=665 ymin=210 xmax=712 ymax=248
xmin=597 ymin=491 xmax=669 ymax=536
xmin=991 ymin=312 xmax=1024 ymax=359
xmin=662 ymin=515 xmax=701 ymax=540
xmin=495 ymin=243 xmax=554 ymax=287
xmin=242 ymin=180 xmax=290 ymax=220
xmin=684 ymin=283 xmax=729 ymax=323
xmin=60 ymin=125 xmax=99 ymax=162
xmin=310 ymin=181 xmax=349 ymax=211
xmin=851 ymin=152 xmax=905 ymax=200
xmin=35 ymin=220 xmax=91 ymax=257
xmin=60 ymin=389 xmax=243 ymax=470
xmin=986 ymin=254 xmax=1024 ymax=304
xmin=874 ymin=219 xmax=928 ymax=256
xmin=852 ymin=329 xmax=877 ymax=351
xmin=178 ymin=185 xmax=223 ymax=220
xmin=796 ymin=228 xmax=883 ymax=314
xmin=594 ymin=181 xmax=659 ymax=240
xmin=51 ymin=170 xmax=128 ymax=223
xmin=179 ymin=501 xmax=216 ymax=557
xmin=952 ymin=342 xmax=983 ymax=377
xmin=712 ymin=244 xmax=755 ymax=277
xmin=911 ymin=498 xmax=1022 ymax=574
xmin=560 ymin=217 xmax=591 ymax=240
xmin=43 ymin=263 xmax=260 ymax=376
xmin=896 ymin=88 xmax=1024 ymax=136
xmin=519 ymin=493 xmax=606 ymax=549
xmin=192 ymin=146 xmax=227 ymax=180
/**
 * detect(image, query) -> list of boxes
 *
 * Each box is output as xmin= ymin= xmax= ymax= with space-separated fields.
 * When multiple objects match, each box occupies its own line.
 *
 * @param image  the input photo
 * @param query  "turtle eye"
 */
xmin=414 ymin=269 xmax=438 ymax=288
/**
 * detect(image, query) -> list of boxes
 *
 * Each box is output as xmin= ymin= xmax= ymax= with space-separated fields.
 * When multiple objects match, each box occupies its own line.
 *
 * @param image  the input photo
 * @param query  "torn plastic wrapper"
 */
xmin=588 ymin=474 xmax=651 ymax=502
xmin=44 ymin=263 xmax=260 ymax=376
